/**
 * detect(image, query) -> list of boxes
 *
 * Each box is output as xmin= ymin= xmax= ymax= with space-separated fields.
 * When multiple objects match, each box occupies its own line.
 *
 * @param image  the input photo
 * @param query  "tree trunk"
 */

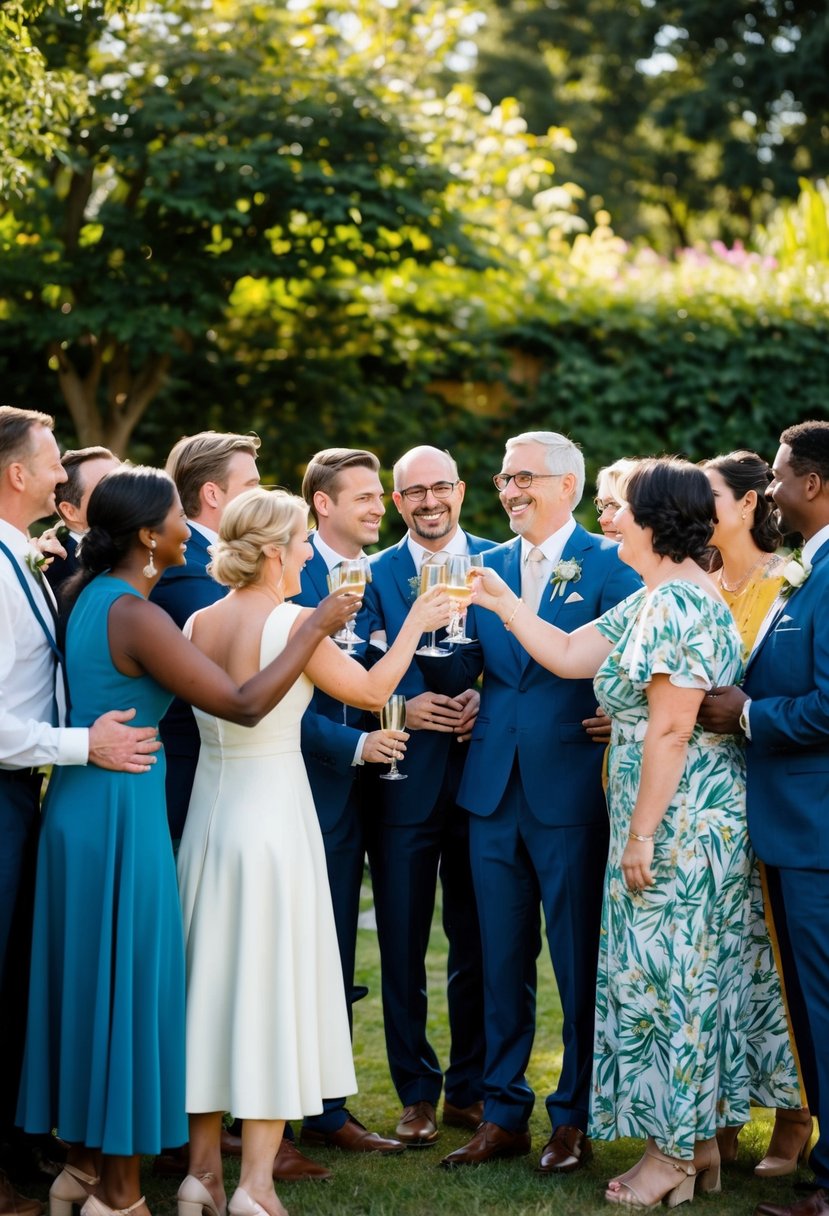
xmin=49 ymin=339 xmax=171 ymax=455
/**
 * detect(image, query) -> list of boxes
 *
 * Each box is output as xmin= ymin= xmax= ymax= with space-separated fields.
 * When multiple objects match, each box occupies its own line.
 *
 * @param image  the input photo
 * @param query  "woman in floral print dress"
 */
xmin=471 ymin=457 xmax=799 ymax=1209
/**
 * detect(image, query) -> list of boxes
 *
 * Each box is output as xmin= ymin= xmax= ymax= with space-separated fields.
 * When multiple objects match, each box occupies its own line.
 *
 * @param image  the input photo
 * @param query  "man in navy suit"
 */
xmin=429 ymin=431 xmax=640 ymax=1172
xmin=43 ymin=446 xmax=120 ymax=598
xmin=293 ymin=448 xmax=407 ymax=1156
xmin=151 ymin=430 xmax=261 ymax=843
xmin=361 ymin=445 xmax=493 ymax=1148
xmin=699 ymin=422 xmax=829 ymax=1216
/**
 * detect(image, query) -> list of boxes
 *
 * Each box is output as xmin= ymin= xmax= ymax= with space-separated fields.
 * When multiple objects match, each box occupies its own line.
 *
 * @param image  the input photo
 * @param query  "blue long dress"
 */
xmin=17 ymin=576 xmax=187 ymax=1155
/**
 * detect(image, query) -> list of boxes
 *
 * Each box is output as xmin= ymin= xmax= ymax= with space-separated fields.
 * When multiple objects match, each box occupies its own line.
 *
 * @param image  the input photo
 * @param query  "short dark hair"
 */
xmin=780 ymin=421 xmax=829 ymax=482
xmin=703 ymin=450 xmax=781 ymax=557
xmin=0 ymin=405 xmax=54 ymax=475
xmin=626 ymin=457 xmax=715 ymax=564
xmin=64 ymin=466 xmax=176 ymax=608
xmin=301 ymin=448 xmax=380 ymax=525
xmin=59 ymin=446 xmax=119 ymax=509
xmin=165 ymin=431 xmax=260 ymax=518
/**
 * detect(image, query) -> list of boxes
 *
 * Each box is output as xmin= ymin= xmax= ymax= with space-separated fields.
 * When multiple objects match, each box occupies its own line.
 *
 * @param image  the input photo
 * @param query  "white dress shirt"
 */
xmin=406 ymin=529 xmax=470 ymax=569
xmin=0 ymin=518 xmax=88 ymax=769
xmin=519 ymin=518 xmax=577 ymax=612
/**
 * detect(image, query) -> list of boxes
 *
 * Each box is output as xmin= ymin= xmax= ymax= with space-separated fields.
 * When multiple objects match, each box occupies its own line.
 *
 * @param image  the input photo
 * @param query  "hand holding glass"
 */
xmin=415 ymin=562 xmax=450 ymax=658
xmin=379 ymin=694 xmax=407 ymax=781
xmin=327 ymin=558 xmax=370 ymax=652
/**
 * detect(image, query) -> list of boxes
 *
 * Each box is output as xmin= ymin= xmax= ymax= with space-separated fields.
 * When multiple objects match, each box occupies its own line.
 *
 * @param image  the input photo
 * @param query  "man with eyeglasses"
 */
xmin=427 ymin=431 xmax=640 ymax=1174
xmin=361 ymin=445 xmax=497 ymax=1148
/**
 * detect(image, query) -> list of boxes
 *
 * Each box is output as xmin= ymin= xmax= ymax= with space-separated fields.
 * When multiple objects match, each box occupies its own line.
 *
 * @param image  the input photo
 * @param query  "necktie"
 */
xmin=522 ymin=546 xmax=547 ymax=613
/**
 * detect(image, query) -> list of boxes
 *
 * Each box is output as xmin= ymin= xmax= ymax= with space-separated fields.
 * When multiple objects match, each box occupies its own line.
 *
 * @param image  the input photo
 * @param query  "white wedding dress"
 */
xmin=177 ymin=603 xmax=357 ymax=1118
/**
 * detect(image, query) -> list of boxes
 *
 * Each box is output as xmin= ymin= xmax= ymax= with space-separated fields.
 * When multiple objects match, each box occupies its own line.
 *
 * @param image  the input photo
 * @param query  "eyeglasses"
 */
xmin=492 ymin=471 xmax=561 ymax=492
xmin=594 ymin=498 xmax=621 ymax=516
xmin=397 ymin=481 xmax=459 ymax=503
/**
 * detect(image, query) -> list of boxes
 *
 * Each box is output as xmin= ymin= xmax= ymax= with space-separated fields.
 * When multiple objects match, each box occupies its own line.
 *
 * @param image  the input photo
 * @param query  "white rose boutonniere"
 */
xmin=780 ymin=548 xmax=812 ymax=599
xmin=25 ymin=549 xmax=48 ymax=579
xmin=550 ymin=557 xmax=582 ymax=599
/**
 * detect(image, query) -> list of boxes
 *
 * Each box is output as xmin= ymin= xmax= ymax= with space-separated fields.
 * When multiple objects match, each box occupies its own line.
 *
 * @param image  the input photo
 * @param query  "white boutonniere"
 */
xmin=550 ymin=557 xmax=582 ymax=599
xmin=25 ymin=549 xmax=48 ymax=579
xmin=408 ymin=575 xmax=420 ymax=603
xmin=780 ymin=548 xmax=812 ymax=598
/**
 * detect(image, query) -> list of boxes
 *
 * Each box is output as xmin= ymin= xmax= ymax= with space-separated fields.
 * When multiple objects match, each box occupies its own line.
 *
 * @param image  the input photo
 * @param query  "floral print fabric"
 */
xmin=589 ymin=581 xmax=800 ymax=1156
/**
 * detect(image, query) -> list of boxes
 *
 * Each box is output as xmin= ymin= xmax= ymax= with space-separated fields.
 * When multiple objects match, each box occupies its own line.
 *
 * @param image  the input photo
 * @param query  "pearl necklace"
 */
xmin=716 ymin=553 xmax=769 ymax=596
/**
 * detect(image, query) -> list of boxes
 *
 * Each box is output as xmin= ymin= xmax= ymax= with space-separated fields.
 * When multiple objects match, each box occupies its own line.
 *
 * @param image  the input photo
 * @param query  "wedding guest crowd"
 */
xmin=2 ymin=402 xmax=828 ymax=1216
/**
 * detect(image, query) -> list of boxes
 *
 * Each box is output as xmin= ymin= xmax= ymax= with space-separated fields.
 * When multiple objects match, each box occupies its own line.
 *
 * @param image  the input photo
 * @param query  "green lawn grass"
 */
xmin=35 ymin=882 xmax=811 ymax=1216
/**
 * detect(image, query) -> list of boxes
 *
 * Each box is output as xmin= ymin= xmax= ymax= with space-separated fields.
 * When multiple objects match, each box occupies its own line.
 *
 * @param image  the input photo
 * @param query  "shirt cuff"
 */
xmin=58 ymin=727 xmax=91 ymax=766
xmin=352 ymin=733 xmax=368 ymax=766
xmin=739 ymin=699 xmax=752 ymax=741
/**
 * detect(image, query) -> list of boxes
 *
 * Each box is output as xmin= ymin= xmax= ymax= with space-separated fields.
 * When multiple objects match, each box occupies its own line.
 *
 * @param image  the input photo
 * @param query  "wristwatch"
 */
xmin=738 ymin=699 xmax=751 ymax=737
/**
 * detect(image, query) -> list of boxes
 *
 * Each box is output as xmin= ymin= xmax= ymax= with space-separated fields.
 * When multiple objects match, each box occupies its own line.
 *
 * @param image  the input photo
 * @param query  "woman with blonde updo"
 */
xmin=594 ymin=458 xmax=639 ymax=540
xmin=175 ymin=488 xmax=450 ymax=1216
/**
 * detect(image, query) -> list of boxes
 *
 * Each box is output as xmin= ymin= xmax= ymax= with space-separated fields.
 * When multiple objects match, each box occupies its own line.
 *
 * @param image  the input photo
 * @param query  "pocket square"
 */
xmin=564 ymin=591 xmax=584 ymax=604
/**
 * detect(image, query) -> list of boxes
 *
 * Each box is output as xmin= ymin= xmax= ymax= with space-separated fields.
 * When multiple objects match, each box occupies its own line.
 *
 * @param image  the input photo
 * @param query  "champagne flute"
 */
xmin=327 ymin=558 xmax=370 ymax=652
xmin=445 ymin=554 xmax=473 ymax=644
xmin=378 ymin=694 xmax=407 ymax=781
xmin=415 ymin=562 xmax=451 ymax=658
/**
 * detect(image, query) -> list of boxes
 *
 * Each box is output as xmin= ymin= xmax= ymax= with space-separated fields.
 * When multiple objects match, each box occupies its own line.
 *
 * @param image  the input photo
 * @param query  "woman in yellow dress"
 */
xmin=704 ymin=450 xmax=813 ymax=1177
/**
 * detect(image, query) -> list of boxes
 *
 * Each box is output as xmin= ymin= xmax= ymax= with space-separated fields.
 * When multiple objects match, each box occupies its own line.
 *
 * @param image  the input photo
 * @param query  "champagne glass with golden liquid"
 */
xmin=327 ymin=558 xmax=370 ymax=653
xmin=415 ymin=562 xmax=451 ymax=658
xmin=378 ymin=694 xmax=407 ymax=781
xmin=445 ymin=554 xmax=474 ymax=644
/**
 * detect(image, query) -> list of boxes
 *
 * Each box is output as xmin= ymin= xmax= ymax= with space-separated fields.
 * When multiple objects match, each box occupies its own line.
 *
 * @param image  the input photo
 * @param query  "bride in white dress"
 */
xmin=175 ymin=488 xmax=450 ymax=1216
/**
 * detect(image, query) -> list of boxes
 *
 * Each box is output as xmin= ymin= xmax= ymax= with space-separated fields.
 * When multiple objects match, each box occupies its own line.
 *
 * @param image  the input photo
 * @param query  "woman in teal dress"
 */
xmin=471 ymin=457 xmax=799 ymax=1209
xmin=17 ymin=467 xmax=356 ymax=1216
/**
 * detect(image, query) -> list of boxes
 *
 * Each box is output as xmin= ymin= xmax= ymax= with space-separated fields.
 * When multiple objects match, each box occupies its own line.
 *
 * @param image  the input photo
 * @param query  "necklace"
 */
xmin=716 ymin=553 xmax=769 ymax=595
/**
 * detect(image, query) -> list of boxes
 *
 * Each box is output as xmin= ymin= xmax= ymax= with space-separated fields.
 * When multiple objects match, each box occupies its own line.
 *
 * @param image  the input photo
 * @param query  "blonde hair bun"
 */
xmin=209 ymin=488 xmax=308 ymax=589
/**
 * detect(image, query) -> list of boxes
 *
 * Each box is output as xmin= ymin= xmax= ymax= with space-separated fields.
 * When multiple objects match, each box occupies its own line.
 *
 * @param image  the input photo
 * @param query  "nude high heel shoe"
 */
xmin=49 ymin=1166 xmax=100 ymax=1216
xmin=754 ymin=1109 xmax=813 ymax=1178
xmin=177 ymin=1175 xmax=226 ymax=1216
xmin=227 ymin=1191 xmax=265 ymax=1216
xmin=715 ymin=1124 xmax=742 ymax=1166
xmin=80 ymin=1196 xmax=145 ymax=1216
xmin=605 ymin=1141 xmax=696 ymax=1210
xmin=693 ymin=1139 xmax=721 ymax=1194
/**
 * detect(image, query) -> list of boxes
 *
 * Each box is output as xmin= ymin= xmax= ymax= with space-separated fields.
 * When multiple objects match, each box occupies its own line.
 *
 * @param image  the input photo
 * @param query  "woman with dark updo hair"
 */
xmin=469 ymin=457 xmax=799 ymax=1208
xmin=703 ymin=451 xmax=811 ymax=1176
xmin=17 ymin=468 xmax=358 ymax=1216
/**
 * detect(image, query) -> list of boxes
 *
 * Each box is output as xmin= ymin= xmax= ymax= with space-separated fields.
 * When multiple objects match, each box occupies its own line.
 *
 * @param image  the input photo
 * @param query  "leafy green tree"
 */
xmin=475 ymin=0 xmax=829 ymax=247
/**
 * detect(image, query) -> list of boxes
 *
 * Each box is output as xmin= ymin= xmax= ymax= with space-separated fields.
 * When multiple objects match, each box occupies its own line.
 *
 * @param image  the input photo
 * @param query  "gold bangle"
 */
xmin=629 ymin=829 xmax=654 ymax=842
xmin=503 ymin=598 xmax=523 ymax=631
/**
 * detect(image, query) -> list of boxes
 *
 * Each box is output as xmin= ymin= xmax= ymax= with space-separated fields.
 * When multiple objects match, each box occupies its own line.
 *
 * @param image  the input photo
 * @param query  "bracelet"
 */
xmin=629 ymin=829 xmax=655 ymax=842
xmin=503 ymin=598 xmax=523 ymax=631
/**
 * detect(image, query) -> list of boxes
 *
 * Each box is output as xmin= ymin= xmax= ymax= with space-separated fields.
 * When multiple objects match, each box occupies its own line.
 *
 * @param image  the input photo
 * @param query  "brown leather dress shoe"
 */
xmin=536 ymin=1125 xmax=592 ymax=1175
xmin=273 ymin=1139 xmax=332 ymax=1181
xmin=300 ymin=1115 xmax=405 ymax=1155
xmin=755 ymin=1191 xmax=829 ymax=1216
xmin=442 ymin=1100 xmax=484 ymax=1131
xmin=440 ymin=1121 xmax=531 ymax=1168
xmin=395 ymin=1102 xmax=439 ymax=1147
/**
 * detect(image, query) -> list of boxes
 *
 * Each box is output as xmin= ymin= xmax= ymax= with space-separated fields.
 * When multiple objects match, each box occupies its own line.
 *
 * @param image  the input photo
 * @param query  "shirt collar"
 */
xmin=803 ymin=523 xmax=829 ymax=566
xmin=520 ymin=517 xmax=576 ymax=565
xmin=0 ymin=517 xmax=33 ymax=558
xmin=312 ymin=531 xmax=363 ymax=571
xmin=188 ymin=519 xmax=218 ymax=545
xmin=406 ymin=529 xmax=468 ymax=568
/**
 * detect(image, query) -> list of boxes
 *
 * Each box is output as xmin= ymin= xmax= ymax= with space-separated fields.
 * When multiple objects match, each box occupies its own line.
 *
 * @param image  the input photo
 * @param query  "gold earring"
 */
xmin=143 ymin=539 xmax=157 ymax=579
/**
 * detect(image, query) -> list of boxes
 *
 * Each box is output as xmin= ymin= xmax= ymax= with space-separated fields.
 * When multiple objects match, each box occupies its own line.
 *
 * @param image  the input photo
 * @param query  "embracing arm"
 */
xmin=298 ymin=587 xmax=451 ymax=713
xmin=619 ymin=674 xmax=705 ymax=891
xmin=470 ymin=569 xmax=612 ymax=678
xmin=111 ymin=592 xmax=357 ymax=726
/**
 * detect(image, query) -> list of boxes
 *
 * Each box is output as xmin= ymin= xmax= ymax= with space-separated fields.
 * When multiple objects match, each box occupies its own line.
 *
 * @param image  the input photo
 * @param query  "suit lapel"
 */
xmin=306 ymin=546 xmax=331 ymax=601
xmin=390 ymin=537 xmax=417 ymax=609
xmin=519 ymin=527 xmax=590 ymax=670
xmin=496 ymin=540 xmax=525 ymax=665
xmin=747 ymin=540 xmax=829 ymax=673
